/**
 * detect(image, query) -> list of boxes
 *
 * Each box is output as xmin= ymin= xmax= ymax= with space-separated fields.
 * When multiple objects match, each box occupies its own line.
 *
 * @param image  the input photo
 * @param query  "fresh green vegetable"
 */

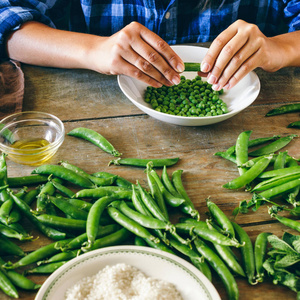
xmin=265 ymin=103 xmax=300 ymax=116
xmin=144 ymin=75 xmax=228 ymax=117
xmin=67 ymin=127 xmax=121 ymax=157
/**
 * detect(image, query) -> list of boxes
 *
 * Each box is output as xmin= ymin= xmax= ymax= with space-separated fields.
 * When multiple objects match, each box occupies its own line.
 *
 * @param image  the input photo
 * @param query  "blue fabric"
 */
xmin=1 ymin=0 xmax=300 ymax=59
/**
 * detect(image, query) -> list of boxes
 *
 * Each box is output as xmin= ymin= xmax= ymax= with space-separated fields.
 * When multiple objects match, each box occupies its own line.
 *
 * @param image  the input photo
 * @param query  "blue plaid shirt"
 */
xmin=1 ymin=0 xmax=300 ymax=59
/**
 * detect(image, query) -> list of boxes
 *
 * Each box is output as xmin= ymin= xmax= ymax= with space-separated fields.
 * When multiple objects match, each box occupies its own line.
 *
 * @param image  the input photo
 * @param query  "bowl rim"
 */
xmin=0 ymin=111 xmax=65 ymax=154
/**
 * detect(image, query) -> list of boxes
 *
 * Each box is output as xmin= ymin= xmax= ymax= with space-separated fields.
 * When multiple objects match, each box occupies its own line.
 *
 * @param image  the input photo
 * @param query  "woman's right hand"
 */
xmin=88 ymin=22 xmax=184 ymax=87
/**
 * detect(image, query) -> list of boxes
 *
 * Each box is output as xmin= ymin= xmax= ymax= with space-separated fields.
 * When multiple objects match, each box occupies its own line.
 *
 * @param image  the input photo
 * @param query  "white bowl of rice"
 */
xmin=35 ymin=246 xmax=221 ymax=300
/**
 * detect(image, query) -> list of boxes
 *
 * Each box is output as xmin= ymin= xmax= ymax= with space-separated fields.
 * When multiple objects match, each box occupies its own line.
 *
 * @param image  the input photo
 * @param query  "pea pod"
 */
xmin=88 ymin=228 xmax=132 ymax=251
xmin=32 ymin=164 xmax=95 ymax=188
xmin=258 ymin=165 xmax=300 ymax=179
xmin=109 ymin=157 xmax=179 ymax=168
xmin=4 ymin=238 xmax=72 ymax=269
xmin=248 ymin=134 xmax=297 ymax=156
xmin=67 ymin=127 xmax=121 ymax=157
xmin=223 ymin=155 xmax=273 ymax=189
xmin=235 ymin=130 xmax=252 ymax=175
xmin=206 ymin=198 xmax=235 ymax=239
xmin=161 ymin=165 xmax=181 ymax=197
xmin=85 ymin=196 xmax=117 ymax=249
xmin=184 ymin=62 xmax=201 ymax=71
xmin=7 ymin=175 xmax=48 ymax=188
xmin=92 ymin=171 xmax=133 ymax=189
xmin=265 ymin=103 xmax=300 ymax=116
xmin=194 ymin=238 xmax=239 ymax=300
xmin=172 ymin=169 xmax=199 ymax=220
xmin=59 ymin=161 xmax=116 ymax=186
xmin=269 ymin=208 xmax=300 ymax=232
xmin=287 ymin=121 xmax=300 ymax=128
xmin=213 ymin=244 xmax=246 ymax=277
xmin=26 ymin=261 xmax=67 ymax=274
xmin=74 ymin=186 xmax=132 ymax=200
xmin=0 ymin=268 xmax=18 ymax=298
xmin=168 ymin=235 xmax=212 ymax=281
xmin=107 ymin=206 xmax=160 ymax=243
xmin=254 ymin=232 xmax=272 ymax=282
xmin=176 ymin=219 xmax=242 ymax=248
xmin=0 ymin=233 xmax=25 ymax=257
xmin=9 ymin=190 xmax=67 ymax=240
xmin=232 ymin=222 xmax=256 ymax=285
xmin=36 ymin=214 xmax=87 ymax=231
xmin=61 ymin=224 xmax=120 ymax=251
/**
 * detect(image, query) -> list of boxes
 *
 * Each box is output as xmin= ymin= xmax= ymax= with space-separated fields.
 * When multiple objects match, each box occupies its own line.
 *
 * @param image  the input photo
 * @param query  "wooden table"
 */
xmin=3 ymin=44 xmax=300 ymax=300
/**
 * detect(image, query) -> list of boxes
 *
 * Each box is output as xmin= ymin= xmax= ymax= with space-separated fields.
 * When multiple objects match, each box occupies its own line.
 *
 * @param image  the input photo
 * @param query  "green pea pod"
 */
xmin=0 ymin=233 xmax=25 ymax=257
xmin=168 ymin=235 xmax=212 ymax=281
xmin=0 ymin=258 xmax=40 ymax=290
xmin=255 ymin=232 xmax=272 ymax=282
xmin=9 ymin=190 xmax=67 ymax=241
xmin=87 ymin=228 xmax=132 ymax=251
xmin=149 ymin=168 xmax=185 ymax=208
xmin=184 ymin=62 xmax=201 ymax=71
xmin=248 ymin=134 xmax=298 ymax=156
xmin=67 ymin=127 xmax=121 ymax=157
xmin=259 ymin=177 xmax=300 ymax=199
xmin=0 ymin=268 xmax=18 ymax=298
xmin=146 ymin=164 xmax=168 ymax=220
xmin=235 ymin=130 xmax=252 ymax=175
xmin=36 ymin=214 xmax=87 ymax=231
xmin=206 ymin=198 xmax=235 ymax=239
xmin=26 ymin=261 xmax=67 ymax=274
xmin=232 ymin=222 xmax=256 ymax=285
xmin=32 ymin=165 xmax=95 ymax=188
xmin=92 ymin=171 xmax=133 ymax=189
xmin=5 ymin=238 xmax=72 ymax=269
xmin=265 ymin=103 xmax=300 ymax=116
xmin=223 ymin=155 xmax=273 ymax=189
xmin=161 ymin=165 xmax=181 ymax=197
xmin=107 ymin=206 xmax=160 ymax=243
xmin=109 ymin=157 xmax=179 ymax=168
xmin=172 ymin=170 xmax=200 ymax=220
xmin=176 ymin=219 xmax=242 ymax=248
xmin=258 ymin=165 xmax=300 ymax=179
xmin=214 ymin=151 xmax=237 ymax=164
xmin=287 ymin=121 xmax=300 ymax=128
xmin=74 ymin=186 xmax=132 ymax=200
xmin=48 ymin=196 xmax=88 ymax=220
xmin=59 ymin=161 xmax=116 ymax=187
xmin=61 ymin=224 xmax=120 ymax=252
xmin=7 ymin=175 xmax=48 ymax=188
xmin=194 ymin=238 xmax=239 ymax=300
xmin=269 ymin=209 xmax=300 ymax=232
xmin=85 ymin=196 xmax=117 ymax=249
xmin=134 ymin=236 xmax=148 ymax=247
xmin=213 ymin=244 xmax=246 ymax=277
xmin=273 ymin=151 xmax=288 ymax=170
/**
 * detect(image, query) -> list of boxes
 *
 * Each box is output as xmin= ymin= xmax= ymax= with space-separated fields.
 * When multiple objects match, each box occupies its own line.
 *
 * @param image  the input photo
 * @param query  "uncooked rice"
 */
xmin=65 ymin=263 xmax=183 ymax=300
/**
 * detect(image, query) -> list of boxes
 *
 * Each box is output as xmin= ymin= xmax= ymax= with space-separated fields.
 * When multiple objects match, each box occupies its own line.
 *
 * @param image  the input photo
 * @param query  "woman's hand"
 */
xmin=199 ymin=19 xmax=290 ymax=91
xmin=90 ymin=22 xmax=184 ymax=87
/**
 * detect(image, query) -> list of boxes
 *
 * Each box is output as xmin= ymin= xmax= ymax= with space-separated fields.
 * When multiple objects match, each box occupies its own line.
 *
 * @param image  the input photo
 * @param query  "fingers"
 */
xmin=201 ymin=20 xmax=265 ymax=91
xmin=115 ymin=22 xmax=184 ymax=87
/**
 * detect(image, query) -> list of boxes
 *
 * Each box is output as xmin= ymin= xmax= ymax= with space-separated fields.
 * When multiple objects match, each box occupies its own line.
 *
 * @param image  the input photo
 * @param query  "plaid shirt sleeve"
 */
xmin=0 ymin=0 xmax=58 ymax=60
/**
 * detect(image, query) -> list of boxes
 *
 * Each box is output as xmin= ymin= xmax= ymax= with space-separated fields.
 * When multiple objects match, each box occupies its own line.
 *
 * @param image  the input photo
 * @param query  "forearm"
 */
xmin=5 ymin=21 xmax=103 ymax=71
xmin=270 ymin=30 xmax=300 ymax=69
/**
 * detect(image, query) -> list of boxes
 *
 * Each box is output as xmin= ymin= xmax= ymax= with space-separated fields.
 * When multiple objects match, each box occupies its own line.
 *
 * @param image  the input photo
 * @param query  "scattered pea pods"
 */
xmin=265 ymin=103 xmax=300 ymax=116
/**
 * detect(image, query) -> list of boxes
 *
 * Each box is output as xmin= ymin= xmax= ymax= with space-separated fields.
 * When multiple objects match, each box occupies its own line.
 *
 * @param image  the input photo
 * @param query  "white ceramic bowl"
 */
xmin=118 ymin=45 xmax=261 ymax=126
xmin=35 ymin=246 xmax=221 ymax=300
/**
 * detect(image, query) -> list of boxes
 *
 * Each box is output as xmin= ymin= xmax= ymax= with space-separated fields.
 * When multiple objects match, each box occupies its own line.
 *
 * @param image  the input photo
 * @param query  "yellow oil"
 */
xmin=9 ymin=138 xmax=53 ymax=166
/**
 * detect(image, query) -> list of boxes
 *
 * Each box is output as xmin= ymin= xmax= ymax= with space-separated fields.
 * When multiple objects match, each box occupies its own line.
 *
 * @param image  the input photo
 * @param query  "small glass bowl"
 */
xmin=0 ymin=111 xmax=65 ymax=166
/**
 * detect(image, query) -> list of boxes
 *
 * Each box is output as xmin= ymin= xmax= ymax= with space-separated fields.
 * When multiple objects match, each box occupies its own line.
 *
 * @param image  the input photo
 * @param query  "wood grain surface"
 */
xmin=2 ymin=45 xmax=300 ymax=300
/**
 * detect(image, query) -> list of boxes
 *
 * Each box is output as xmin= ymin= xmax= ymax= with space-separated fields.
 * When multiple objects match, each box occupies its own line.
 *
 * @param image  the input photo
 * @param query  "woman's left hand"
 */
xmin=199 ymin=19 xmax=288 ymax=91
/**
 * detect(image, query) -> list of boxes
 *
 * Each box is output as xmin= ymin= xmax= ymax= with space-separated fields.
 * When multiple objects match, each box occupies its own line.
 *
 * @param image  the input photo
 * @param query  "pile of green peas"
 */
xmin=144 ymin=75 xmax=229 ymax=117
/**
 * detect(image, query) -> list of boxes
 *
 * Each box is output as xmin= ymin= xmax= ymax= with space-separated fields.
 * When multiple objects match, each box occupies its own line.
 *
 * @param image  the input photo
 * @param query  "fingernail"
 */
xmin=207 ymin=74 xmax=217 ymax=85
xmin=201 ymin=62 xmax=210 ymax=73
xmin=172 ymin=76 xmax=181 ymax=85
xmin=212 ymin=83 xmax=220 ymax=91
xmin=177 ymin=63 xmax=185 ymax=73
